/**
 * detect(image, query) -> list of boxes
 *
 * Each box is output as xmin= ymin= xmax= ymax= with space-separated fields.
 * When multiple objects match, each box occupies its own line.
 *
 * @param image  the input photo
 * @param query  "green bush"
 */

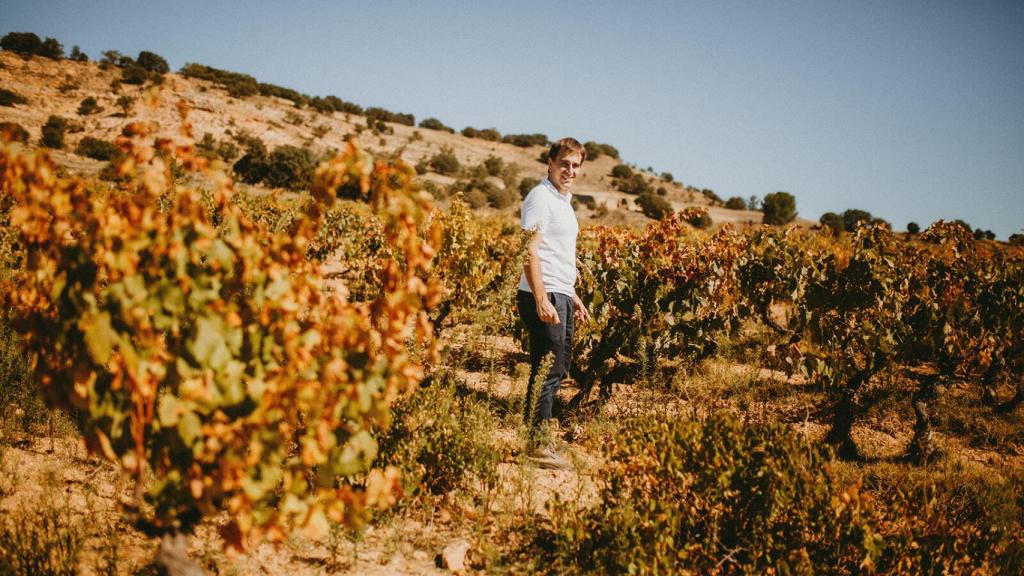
xmin=544 ymin=414 xmax=879 ymax=574
xmin=483 ymin=155 xmax=504 ymax=176
xmin=76 ymin=96 xmax=101 ymax=115
xmin=69 ymin=45 xmax=87 ymax=62
xmin=259 ymin=83 xmax=306 ymax=107
xmin=465 ymin=188 xmax=489 ymax=209
xmin=428 ymin=147 xmax=461 ymax=176
xmin=841 ymin=208 xmax=873 ymax=232
xmin=906 ymin=222 xmax=920 ymax=235
xmin=519 ymin=177 xmax=539 ymax=198
xmin=485 ymin=185 xmax=517 ymax=209
xmin=0 ymin=88 xmax=28 ymax=107
xmin=40 ymin=116 xmax=68 ymax=149
xmin=365 ymin=106 xmax=414 ymax=127
xmin=180 ymin=62 xmax=259 ymax=97
xmin=0 ymin=122 xmax=29 ymax=143
xmin=74 ymin=136 xmax=120 ymax=161
xmin=636 ymin=192 xmax=673 ymax=220
xmin=820 ymin=211 xmax=844 ymax=234
xmin=660 ymin=171 xmax=674 ymax=183
xmin=136 ymin=50 xmax=169 ymax=74
xmin=418 ymin=117 xmax=453 ymax=132
xmin=120 ymin=65 xmax=149 ymax=85
xmin=1008 ymin=233 xmax=1024 ymax=246
xmin=263 ymin=145 xmax=317 ymax=190
xmin=762 ymin=191 xmax=797 ymax=225
xmin=725 ymin=196 xmax=747 ymax=210
xmin=377 ymin=373 xmax=500 ymax=498
xmin=617 ymin=173 xmax=651 ymax=195
xmin=195 ymin=133 xmax=239 ymax=162
xmin=702 ymin=188 xmax=723 ymax=205
xmin=610 ymin=164 xmax=633 ymax=179
xmin=684 ymin=207 xmax=712 ymax=229
xmin=1 ymin=32 xmax=64 ymax=59
xmin=502 ymin=133 xmax=549 ymax=147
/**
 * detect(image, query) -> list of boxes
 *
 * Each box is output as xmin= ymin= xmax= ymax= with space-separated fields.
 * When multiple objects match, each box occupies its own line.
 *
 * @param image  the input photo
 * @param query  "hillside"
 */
xmin=0 ymin=49 xmax=766 ymax=228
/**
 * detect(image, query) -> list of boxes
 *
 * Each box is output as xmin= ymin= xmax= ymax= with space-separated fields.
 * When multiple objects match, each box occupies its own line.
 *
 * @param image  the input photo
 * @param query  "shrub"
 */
xmin=418 ymin=117 xmax=453 ymax=132
xmin=502 ymin=133 xmax=549 ymax=147
xmin=655 ymin=186 xmax=667 ymax=196
xmin=574 ymin=194 xmax=597 ymax=210
xmin=464 ymin=188 xmax=489 ymax=209
xmin=0 ymin=88 xmax=28 ymax=107
xmin=136 ymin=50 xmax=169 ymax=74
xmin=906 ymin=221 xmax=920 ymax=235
xmin=544 ymin=414 xmax=879 ymax=574
xmin=519 ymin=177 xmax=539 ymax=199
xmin=376 ymin=372 xmax=499 ymax=498
xmin=40 ymin=116 xmax=68 ymax=149
xmin=485 ymin=185 xmax=517 ymax=209
xmin=263 ymin=145 xmax=317 ymax=190
xmin=483 ymin=155 xmax=504 ymax=176
xmin=75 ymin=136 xmax=120 ymax=161
xmin=258 ymin=83 xmax=306 ymax=107
xmin=617 ymin=173 xmax=651 ymax=195
xmin=747 ymin=195 xmax=761 ymax=210
xmin=1008 ymin=233 xmax=1024 ymax=246
xmin=1 ymin=32 xmax=44 ymax=55
xmin=120 ymin=65 xmax=149 ymax=85
xmin=428 ymin=147 xmax=461 ymax=176
xmin=636 ymin=192 xmax=673 ymax=220
xmin=115 ymin=95 xmax=135 ymax=115
xmin=820 ymin=211 xmax=844 ymax=234
xmin=482 ymin=128 xmax=504 ymax=142
xmin=180 ymin=62 xmax=259 ymax=97
xmin=725 ymin=196 xmax=747 ymax=210
xmin=538 ymin=150 xmax=549 ymax=164
xmin=0 ymin=122 xmax=29 ymax=142
xmin=77 ymin=96 xmax=101 ymax=115
xmin=69 ymin=45 xmax=87 ymax=62
xmin=761 ymin=191 xmax=797 ymax=225
xmin=583 ymin=141 xmax=603 ymax=160
xmin=683 ymin=207 xmax=713 ymax=229
xmin=660 ymin=172 xmax=674 ymax=183
xmin=365 ymin=106 xmax=414 ymax=127
xmin=1 ymin=32 xmax=64 ymax=59
xmin=701 ymin=188 xmax=723 ymax=205
xmin=974 ymin=228 xmax=995 ymax=241
xmin=610 ymin=164 xmax=633 ymax=179
xmin=100 ymin=50 xmax=134 ymax=68
xmin=195 ymin=133 xmax=239 ymax=162
xmin=460 ymin=126 xmax=477 ymax=138
xmin=841 ymin=208 xmax=873 ymax=232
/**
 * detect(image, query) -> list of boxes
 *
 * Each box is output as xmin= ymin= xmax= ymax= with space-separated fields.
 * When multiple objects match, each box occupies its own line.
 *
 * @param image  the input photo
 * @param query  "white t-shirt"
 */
xmin=518 ymin=178 xmax=579 ymax=297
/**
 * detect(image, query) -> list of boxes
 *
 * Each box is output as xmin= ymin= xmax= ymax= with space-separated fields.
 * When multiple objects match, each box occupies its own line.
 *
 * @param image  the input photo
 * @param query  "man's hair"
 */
xmin=549 ymin=137 xmax=586 ymax=164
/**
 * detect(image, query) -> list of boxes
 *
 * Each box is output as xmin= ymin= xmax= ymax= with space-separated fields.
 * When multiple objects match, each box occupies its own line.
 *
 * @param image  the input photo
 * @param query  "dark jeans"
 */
xmin=518 ymin=290 xmax=574 ymax=431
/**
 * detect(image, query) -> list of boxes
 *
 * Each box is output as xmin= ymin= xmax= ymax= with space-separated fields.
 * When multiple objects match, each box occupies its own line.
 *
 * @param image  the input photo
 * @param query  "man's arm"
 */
xmin=525 ymin=231 xmax=559 ymax=324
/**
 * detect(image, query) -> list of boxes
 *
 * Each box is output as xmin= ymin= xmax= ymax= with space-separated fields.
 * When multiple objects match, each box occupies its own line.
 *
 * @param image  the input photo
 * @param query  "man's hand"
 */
xmin=572 ymin=294 xmax=591 ymax=324
xmin=536 ymin=296 xmax=560 ymax=324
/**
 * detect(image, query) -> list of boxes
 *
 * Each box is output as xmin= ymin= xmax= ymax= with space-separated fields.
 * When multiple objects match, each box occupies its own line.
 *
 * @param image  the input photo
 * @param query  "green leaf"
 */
xmin=178 ymin=410 xmax=201 ymax=447
xmin=80 ymin=311 xmax=116 ymax=365
xmin=158 ymin=394 xmax=180 ymax=427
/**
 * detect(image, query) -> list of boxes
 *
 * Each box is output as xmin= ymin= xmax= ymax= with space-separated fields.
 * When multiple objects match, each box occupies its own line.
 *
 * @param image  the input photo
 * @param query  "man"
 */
xmin=518 ymin=137 xmax=591 ymax=470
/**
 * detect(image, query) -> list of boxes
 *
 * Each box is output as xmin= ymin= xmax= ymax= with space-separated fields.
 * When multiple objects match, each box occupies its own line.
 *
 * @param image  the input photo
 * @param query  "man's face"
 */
xmin=547 ymin=151 xmax=583 ymax=193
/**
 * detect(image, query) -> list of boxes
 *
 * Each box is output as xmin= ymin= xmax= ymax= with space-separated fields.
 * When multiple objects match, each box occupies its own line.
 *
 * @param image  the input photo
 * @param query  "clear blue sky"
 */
xmin=4 ymin=0 xmax=1023 ymax=237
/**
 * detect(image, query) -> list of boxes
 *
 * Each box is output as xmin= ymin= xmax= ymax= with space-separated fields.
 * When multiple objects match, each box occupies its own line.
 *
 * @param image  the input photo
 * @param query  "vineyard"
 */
xmin=1 ymin=100 xmax=1023 ymax=574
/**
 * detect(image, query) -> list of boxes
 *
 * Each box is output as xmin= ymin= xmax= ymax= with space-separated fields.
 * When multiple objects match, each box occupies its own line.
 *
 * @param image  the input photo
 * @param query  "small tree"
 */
xmin=636 ymin=192 xmax=674 ymax=220
xmin=820 ymin=212 xmax=844 ymax=235
xmin=77 ymin=96 xmax=101 ymax=115
xmin=69 ymin=45 xmax=88 ymax=62
xmin=906 ymin=222 xmax=920 ymax=235
xmin=428 ymin=147 xmax=460 ymax=176
xmin=0 ymin=88 xmax=28 ymax=107
xmin=75 ymin=137 xmax=120 ymax=161
xmin=761 ymin=192 xmax=797 ymax=225
xmin=115 ymin=95 xmax=135 ymax=116
xmin=40 ymin=116 xmax=68 ymax=149
xmin=610 ymin=164 xmax=633 ymax=179
xmin=136 ymin=50 xmax=170 ymax=74
xmin=725 ymin=196 xmax=747 ymax=210
xmin=841 ymin=209 xmax=873 ymax=232
xmin=519 ymin=177 xmax=539 ymax=199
